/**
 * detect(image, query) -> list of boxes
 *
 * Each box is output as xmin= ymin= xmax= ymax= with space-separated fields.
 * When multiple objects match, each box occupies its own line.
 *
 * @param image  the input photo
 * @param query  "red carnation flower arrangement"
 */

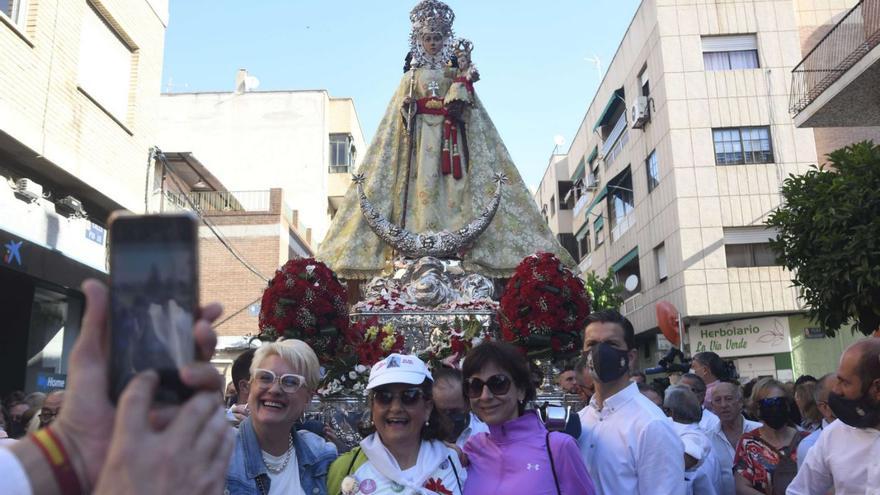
xmin=257 ymin=258 xmax=349 ymax=364
xmin=498 ymin=252 xmax=590 ymax=358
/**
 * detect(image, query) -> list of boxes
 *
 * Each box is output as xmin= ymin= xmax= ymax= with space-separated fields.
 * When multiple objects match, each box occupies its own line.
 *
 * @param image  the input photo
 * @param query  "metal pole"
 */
xmin=399 ymin=69 xmax=418 ymax=230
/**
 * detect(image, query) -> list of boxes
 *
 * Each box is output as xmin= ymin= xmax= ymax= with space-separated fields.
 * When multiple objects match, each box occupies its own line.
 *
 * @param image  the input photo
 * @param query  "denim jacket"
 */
xmin=225 ymin=417 xmax=337 ymax=495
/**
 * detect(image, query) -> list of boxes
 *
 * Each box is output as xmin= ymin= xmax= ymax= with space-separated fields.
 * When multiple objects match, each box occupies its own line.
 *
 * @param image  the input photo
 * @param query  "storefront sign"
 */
xmin=35 ymin=372 xmax=67 ymax=392
xmin=689 ymin=316 xmax=791 ymax=358
xmin=3 ymin=240 xmax=23 ymax=265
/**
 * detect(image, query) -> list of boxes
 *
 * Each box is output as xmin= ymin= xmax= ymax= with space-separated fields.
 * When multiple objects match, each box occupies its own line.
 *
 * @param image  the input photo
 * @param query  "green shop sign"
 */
xmin=688 ymin=316 xmax=791 ymax=358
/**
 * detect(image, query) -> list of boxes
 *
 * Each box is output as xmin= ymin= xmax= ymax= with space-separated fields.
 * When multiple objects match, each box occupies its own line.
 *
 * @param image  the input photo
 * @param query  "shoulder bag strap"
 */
xmin=447 ymin=455 xmax=463 ymax=494
xmin=545 ymin=431 xmax=561 ymax=495
xmin=346 ymin=447 xmax=362 ymax=476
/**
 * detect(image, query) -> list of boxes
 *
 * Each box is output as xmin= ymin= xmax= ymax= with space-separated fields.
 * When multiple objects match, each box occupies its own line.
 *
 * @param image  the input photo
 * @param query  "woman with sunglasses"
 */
xmin=461 ymin=342 xmax=595 ymax=495
xmin=733 ymin=377 xmax=809 ymax=495
xmin=226 ymin=340 xmax=338 ymax=495
xmin=327 ymin=353 xmax=466 ymax=495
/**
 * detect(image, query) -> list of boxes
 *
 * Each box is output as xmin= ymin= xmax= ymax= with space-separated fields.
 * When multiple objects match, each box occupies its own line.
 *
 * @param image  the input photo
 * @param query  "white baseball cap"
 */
xmin=366 ymin=353 xmax=433 ymax=390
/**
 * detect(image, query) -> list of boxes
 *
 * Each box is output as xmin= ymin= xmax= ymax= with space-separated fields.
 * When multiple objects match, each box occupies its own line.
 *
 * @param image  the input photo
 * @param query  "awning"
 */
xmin=571 ymin=158 xmax=586 ymax=182
xmin=584 ymin=186 xmax=608 ymax=220
xmin=612 ymin=247 xmax=639 ymax=272
xmin=593 ymin=88 xmax=626 ymax=131
xmin=575 ymin=221 xmax=590 ymax=240
xmin=586 ymin=146 xmax=598 ymax=164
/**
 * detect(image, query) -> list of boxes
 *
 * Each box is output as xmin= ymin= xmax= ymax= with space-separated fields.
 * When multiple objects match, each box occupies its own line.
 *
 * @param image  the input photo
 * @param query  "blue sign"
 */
xmin=86 ymin=223 xmax=105 ymax=244
xmin=3 ymin=240 xmax=22 ymax=265
xmin=36 ymin=373 xmax=67 ymax=392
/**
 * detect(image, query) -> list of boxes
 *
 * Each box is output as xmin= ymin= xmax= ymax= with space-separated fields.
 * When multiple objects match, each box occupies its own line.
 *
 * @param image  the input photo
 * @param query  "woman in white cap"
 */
xmin=327 ymin=353 xmax=466 ymax=495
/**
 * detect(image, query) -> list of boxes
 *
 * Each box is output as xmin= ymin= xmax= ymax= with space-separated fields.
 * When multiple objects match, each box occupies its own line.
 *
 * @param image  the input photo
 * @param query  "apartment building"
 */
xmin=537 ymin=0 xmax=867 ymax=380
xmin=156 ymin=70 xmax=368 ymax=252
xmin=0 ymin=0 xmax=168 ymax=395
xmin=533 ymin=154 xmax=578 ymax=261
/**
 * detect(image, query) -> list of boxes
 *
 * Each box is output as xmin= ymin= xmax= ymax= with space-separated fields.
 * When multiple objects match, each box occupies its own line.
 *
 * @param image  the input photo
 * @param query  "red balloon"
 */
xmin=655 ymin=300 xmax=681 ymax=347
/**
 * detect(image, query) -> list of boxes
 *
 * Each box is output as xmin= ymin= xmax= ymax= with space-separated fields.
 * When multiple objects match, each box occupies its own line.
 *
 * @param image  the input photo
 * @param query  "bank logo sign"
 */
xmin=689 ymin=316 xmax=791 ymax=358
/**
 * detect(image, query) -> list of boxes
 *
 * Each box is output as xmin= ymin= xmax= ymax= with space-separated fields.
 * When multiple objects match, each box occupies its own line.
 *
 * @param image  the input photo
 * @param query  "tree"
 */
xmin=766 ymin=141 xmax=880 ymax=336
xmin=584 ymin=269 xmax=625 ymax=313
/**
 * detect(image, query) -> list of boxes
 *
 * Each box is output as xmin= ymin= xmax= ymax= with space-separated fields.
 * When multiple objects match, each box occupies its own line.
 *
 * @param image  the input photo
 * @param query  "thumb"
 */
xmin=115 ymin=371 xmax=159 ymax=435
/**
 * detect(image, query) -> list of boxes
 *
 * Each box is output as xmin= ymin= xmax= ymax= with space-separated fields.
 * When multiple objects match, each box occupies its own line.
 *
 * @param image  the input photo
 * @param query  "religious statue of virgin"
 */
xmin=317 ymin=0 xmax=575 ymax=280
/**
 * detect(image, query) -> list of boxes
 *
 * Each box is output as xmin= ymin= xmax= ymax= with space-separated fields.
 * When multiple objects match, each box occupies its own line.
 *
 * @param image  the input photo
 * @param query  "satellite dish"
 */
xmin=624 ymin=274 xmax=639 ymax=292
xmin=553 ymin=135 xmax=566 ymax=146
xmin=244 ymin=75 xmax=260 ymax=91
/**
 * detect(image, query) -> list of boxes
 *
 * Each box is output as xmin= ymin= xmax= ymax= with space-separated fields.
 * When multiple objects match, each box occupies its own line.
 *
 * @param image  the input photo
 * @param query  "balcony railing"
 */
xmin=164 ymin=190 xmax=272 ymax=213
xmin=790 ymin=0 xmax=880 ymax=114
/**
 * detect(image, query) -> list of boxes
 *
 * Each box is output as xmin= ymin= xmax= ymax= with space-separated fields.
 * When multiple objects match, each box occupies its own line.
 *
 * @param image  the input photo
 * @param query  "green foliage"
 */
xmin=766 ymin=141 xmax=880 ymax=336
xmin=584 ymin=269 xmax=625 ymax=312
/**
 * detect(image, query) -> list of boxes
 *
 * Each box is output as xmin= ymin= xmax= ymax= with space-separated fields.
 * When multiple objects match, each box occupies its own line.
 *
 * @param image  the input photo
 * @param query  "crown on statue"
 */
xmin=410 ymin=0 xmax=455 ymax=35
xmin=454 ymin=38 xmax=473 ymax=55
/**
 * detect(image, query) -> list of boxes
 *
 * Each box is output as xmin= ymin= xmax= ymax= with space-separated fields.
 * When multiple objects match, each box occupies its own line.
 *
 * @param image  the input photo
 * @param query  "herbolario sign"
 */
xmin=688 ymin=316 xmax=792 ymax=358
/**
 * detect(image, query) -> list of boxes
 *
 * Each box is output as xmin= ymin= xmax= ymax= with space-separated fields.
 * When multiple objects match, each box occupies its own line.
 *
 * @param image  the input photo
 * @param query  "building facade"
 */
xmin=156 ymin=71 xmax=367 ymax=252
xmin=536 ymin=0 xmax=869 ymax=380
xmin=0 ymin=0 xmax=168 ymax=395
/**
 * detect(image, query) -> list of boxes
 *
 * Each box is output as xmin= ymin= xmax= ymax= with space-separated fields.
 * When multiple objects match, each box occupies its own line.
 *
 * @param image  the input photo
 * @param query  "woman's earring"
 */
xmin=425 ymin=419 xmax=430 ymax=426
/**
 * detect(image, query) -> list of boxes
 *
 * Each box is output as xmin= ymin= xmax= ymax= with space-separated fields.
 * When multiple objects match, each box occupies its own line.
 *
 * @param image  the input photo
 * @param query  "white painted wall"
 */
xmin=157 ymin=91 xmax=341 ymax=247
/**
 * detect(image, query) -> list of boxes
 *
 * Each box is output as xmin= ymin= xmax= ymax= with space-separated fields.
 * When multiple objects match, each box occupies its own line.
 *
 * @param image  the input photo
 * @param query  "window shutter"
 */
xmin=701 ymin=34 xmax=758 ymax=52
xmin=723 ymin=226 xmax=779 ymax=244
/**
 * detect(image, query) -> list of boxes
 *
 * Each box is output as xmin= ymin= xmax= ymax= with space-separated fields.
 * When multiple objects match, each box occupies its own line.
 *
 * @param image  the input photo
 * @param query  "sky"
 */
xmin=161 ymin=1 xmax=641 ymax=189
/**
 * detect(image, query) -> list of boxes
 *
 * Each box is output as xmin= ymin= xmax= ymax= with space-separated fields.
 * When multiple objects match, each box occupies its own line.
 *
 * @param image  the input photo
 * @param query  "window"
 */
xmin=607 ymin=167 xmax=635 ymax=242
xmin=1 ymin=0 xmax=28 ymax=27
xmin=329 ymin=134 xmax=354 ymax=173
xmin=702 ymin=34 xmax=759 ymax=71
xmin=614 ymin=249 xmax=641 ymax=299
xmin=550 ymin=195 xmax=556 ymax=217
xmin=558 ymin=181 xmax=573 ymax=210
xmin=557 ymin=233 xmax=578 ymax=261
xmin=713 ymin=126 xmax=773 ymax=165
xmin=587 ymin=158 xmax=599 ymax=189
xmin=78 ymin=5 xmax=134 ymax=122
xmin=723 ymin=226 xmax=781 ymax=267
xmin=655 ymin=243 xmax=668 ymax=281
xmin=638 ymin=64 xmax=650 ymax=97
xmin=646 ymin=150 xmax=659 ymax=193
xmin=594 ymin=216 xmax=605 ymax=247
xmin=725 ymin=244 xmax=779 ymax=267
xmin=578 ymin=231 xmax=591 ymax=260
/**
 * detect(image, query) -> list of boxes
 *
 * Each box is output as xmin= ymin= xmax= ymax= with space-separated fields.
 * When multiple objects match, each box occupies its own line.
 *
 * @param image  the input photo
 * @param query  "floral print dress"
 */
xmin=733 ymin=428 xmax=810 ymax=492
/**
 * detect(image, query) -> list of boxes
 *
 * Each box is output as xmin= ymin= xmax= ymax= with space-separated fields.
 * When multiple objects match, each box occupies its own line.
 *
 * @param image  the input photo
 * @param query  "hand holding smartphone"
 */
xmin=108 ymin=213 xmax=200 ymax=404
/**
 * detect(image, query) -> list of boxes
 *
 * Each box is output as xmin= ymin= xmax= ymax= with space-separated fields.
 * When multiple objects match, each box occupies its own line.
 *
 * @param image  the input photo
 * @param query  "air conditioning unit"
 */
xmin=15 ymin=178 xmax=43 ymax=202
xmin=57 ymin=195 xmax=85 ymax=217
xmin=631 ymin=96 xmax=650 ymax=129
xmin=585 ymin=175 xmax=599 ymax=191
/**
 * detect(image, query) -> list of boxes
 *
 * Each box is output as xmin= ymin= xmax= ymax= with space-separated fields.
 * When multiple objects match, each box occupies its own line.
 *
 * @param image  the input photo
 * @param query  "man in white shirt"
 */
xmin=787 ymin=338 xmax=880 ymax=495
xmin=708 ymin=380 xmax=762 ymax=495
xmin=679 ymin=373 xmax=722 ymax=433
xmin=431 ymin=367 xmax=489 ymax=447
xmin=577 ymin=310 xmax=686 ymax=495
xmin=796 ymin=373 xmax=836 ymax=469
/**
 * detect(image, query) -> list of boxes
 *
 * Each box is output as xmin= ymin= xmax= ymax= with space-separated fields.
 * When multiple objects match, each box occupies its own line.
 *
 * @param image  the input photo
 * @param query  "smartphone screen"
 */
xmin=108 ymin=213 xmax=199 ymax=404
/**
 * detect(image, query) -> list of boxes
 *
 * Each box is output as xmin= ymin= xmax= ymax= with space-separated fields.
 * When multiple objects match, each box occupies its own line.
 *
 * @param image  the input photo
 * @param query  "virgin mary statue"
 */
xmin=317 ymin=0 xmax=575 ymax=280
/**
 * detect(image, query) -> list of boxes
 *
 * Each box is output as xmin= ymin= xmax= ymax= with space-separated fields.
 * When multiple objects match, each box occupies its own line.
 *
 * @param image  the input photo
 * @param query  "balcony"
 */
xmin=163 ymin=190 xmax=272 ymax=214
xmin=790 ymin=0 xmax=880 ymax=127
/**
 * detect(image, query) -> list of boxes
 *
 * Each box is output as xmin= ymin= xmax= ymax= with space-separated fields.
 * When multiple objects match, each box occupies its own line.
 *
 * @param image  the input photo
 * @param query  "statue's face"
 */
xmin=420 ymin=31 xmax=446 ymax=56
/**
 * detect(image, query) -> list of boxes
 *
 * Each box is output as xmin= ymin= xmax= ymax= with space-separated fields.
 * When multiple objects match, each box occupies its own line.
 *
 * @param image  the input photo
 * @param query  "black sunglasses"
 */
xmin=758 ymin=396 xmax=788 ymax=408
xmin=372 ymin=388 xmax=427 ymax=407
xmin=465 ymin=374 xmax=512 ymax=399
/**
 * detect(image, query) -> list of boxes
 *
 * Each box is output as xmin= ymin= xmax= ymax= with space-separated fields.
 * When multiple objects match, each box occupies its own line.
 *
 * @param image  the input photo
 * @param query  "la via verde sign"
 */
xmin=688 ymin=316 xmax=791 ymax=358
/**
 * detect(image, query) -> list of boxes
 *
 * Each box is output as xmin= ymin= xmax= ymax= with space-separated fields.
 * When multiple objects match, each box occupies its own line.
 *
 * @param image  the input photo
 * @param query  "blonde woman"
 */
xmin=225 ymin=340 xmax=338 ymax=495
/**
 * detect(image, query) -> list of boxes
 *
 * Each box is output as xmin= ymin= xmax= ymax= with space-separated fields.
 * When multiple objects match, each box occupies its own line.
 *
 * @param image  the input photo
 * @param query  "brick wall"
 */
xmin=0 ymin=0 xmax=166 ymax=214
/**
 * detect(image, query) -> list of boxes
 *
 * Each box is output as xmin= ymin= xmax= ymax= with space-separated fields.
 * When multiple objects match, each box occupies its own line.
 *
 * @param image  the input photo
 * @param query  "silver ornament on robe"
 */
xmin=354 ymin=172 xmax=507 ymax=259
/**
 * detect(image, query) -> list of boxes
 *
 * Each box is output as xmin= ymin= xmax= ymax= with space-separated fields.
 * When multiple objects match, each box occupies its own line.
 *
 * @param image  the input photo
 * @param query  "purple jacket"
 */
xmin=462 ymin=411 xmax=596 ymax=495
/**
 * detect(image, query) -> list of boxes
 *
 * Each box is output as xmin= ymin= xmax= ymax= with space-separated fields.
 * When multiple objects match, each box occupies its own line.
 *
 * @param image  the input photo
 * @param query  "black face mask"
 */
xmin=446 ymin=411 xmax=470 ymax=439
xmin=758 ymin=398 xmax=790 ymax=430
xmin=828 ymin=389 xmax=880 ymax=429
xmin=6 ymin=420 xmax=25 ymax=439
xmin=588 ymin=342 xmax=630 ymax=383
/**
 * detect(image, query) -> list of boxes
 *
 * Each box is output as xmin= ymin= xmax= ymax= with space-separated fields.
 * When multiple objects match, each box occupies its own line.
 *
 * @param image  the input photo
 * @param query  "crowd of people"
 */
xmin=1 ymin=281 xmax=879 ymax=495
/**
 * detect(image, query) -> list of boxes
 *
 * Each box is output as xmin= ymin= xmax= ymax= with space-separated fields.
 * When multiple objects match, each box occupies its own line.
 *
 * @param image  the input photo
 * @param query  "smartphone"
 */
xmin=108 ymin=213 xmax=199 ymax=404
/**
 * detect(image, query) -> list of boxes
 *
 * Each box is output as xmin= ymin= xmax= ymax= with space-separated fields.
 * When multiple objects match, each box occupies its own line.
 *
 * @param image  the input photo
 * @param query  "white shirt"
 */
xmin=699 ymin=407 xmax=721 ymax=434
xmin=0 ymin=447 xmax=32 ymax=495
xmin=673 ymin=422 xmax=721 ymax=495
xmin=707 ymin=416 xmax=762 ymax=495
xmin=787 ymin=419 xmax=880 ymax=495
xmin=578 ymin=382 xmax=686 ymax=495
xmin=263 ymin=449 xmax=304 ymax=495
xmin=455 ymin=412 xmax=489 ymax=448
xmin=796 ymin=419 xmax=832 ymax=469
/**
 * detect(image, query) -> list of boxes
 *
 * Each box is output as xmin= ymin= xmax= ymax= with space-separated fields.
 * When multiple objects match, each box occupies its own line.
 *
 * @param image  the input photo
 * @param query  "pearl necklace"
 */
xmin=262 ymin=435 xmax=294 ymax=475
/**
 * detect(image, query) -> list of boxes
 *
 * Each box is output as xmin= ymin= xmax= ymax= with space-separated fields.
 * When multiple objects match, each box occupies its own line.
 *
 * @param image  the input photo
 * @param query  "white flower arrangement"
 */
xmin=340 ymin=476 xmax=359 ymax=495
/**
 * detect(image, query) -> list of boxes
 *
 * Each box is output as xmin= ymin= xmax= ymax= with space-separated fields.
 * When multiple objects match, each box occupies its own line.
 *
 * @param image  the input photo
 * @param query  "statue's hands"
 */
xmin=446 ymin=100 xmax=466 ymax=120
xmin=469 ymin=68 xmax=480 ymax=83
